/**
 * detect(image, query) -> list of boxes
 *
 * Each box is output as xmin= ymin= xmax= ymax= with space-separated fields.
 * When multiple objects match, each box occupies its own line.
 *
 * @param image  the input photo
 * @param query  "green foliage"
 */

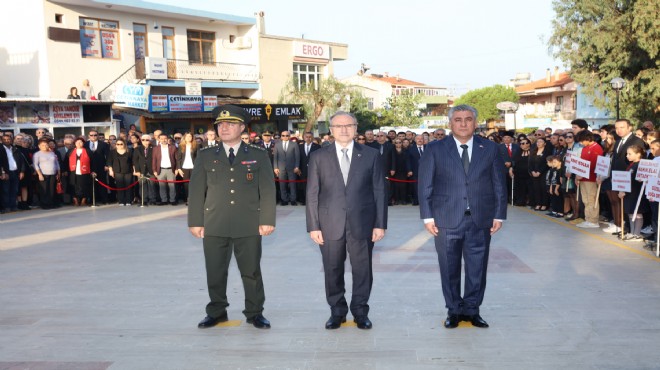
xmin=347 ymin=90 xmax=379 ymax=132
xmin=453 ymin=85 xmax=519 ymax=122
xmin=549 ymin=0 xmax=660 ymax=123
xmin=278 ymin=76 xmax=350 ymax=133
xmin=383 ymin=91 xmax=423 ymax=128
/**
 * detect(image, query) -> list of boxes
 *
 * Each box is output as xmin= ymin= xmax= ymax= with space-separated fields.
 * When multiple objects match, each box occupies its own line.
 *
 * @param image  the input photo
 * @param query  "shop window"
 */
xmin=79 ymin=17 xmax=120 ymax=59
xmin=187 ymin=30 xmax=215 ymax=64
xmin=162 ymin=27 xmax=175 ymax=59
xmin=293 ymin=63 xmax=321 ymax=90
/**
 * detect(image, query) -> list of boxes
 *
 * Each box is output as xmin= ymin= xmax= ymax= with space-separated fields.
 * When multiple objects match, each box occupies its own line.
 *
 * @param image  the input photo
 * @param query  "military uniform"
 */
xmin=188 ymin=105 xmax=276 ymax=323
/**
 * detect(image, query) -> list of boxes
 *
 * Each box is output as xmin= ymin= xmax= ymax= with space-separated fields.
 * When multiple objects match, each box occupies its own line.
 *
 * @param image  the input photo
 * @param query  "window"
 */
xmin=133 ymin=23 xmax=148 ymax=59
xmin=293 ymin=64 xmax=321 ymax=90
xmin=368 ymin=98 xmax=374 ymax=110
xmin=556 ymin=96 xmax=564 ymax=111
xmin=162 ymin=27 xmax=175 ymax=59
xmin=187 ymin=30 xmax=215 ymax=64
xmin=55 ymin=14 xmax=63 ymax=23
xmin=79 ymin=17 xmax=120 ymax=59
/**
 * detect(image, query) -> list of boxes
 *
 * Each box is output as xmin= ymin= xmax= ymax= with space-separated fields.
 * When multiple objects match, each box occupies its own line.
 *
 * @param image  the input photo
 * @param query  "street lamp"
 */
xmin=610 ymin=77 xmax=626 ymax=120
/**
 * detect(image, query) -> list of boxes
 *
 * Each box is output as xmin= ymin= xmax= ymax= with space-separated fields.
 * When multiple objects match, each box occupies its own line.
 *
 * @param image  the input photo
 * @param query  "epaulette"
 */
xmin=249 ymin=144 xmax=266 ymax=151
xmin=199 ymin=144 xmax=219 ymax=151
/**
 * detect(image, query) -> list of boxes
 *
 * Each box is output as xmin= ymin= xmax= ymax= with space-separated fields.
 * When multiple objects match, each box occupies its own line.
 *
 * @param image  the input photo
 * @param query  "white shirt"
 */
xmin=4 ymin=145 xmax=17 ymax=171
xmin=283 ymin=141 xmax=288 ymax=152
xmin=90 ymin=141 xmax=97 ymax=151
xmin=182 ymin=146 xmax=194 ymax=169
xmin=334 ymin=141 xmax=354 ymax=164
xmin=452 ymin=136 xmax=473 ymax=161
xmin=160 ymin=144 xmax=172 ymax=168
xmin=75 ymin=148 xmax=83 ymax=174
xmin=305 ymin=143 xmax=311 ymax=155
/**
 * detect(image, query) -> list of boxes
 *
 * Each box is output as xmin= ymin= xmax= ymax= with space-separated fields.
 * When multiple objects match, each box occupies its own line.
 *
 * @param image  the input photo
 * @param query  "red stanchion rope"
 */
xmin=387 ymin=177 xmax=418 ymax=183
xmin=94 ymin=178 xmax=140 ymax=191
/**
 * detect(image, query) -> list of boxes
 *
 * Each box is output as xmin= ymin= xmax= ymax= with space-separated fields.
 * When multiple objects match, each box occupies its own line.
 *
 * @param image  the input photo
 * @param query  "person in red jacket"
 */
xmin=575 ymin=130 xmax=603 ymax=228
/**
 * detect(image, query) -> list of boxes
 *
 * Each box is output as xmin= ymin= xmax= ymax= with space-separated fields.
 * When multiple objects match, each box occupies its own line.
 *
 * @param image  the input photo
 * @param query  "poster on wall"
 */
xmin=0 ymin=105 xmax=15 ymax=124
xmin=101 ymin=31 xmax=117 ymax=58
xmin=149 ymin=95 xmax=168 ymax=112
xmin=16 ymin=104 xmax=50 ymax=123
xmin=52 ymin=105 xmax=83 ymax=124
xmin=80 ymin=29 xmax=101 ymax=57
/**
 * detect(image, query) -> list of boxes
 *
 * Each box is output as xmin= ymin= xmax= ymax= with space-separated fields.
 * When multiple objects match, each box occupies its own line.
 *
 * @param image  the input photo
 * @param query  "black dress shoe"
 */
xmin=354 ymin=316 xmax=372 ymax=330
xmin=246 ymin=314 xmax=271 ymax=329
xmin=197 ymin=314 xmax=228 ymax=329
xmin=290 ymin=201 xmax=297 ymax=206
xmin=444 ymin=314 xmax=461 ymax=329
xmin=463 ymin=314 xmax=489 ymax=328
xmin=325 ymin=315 xmax=346 ymax=329
xmin=170 ymin=201 xmax=177 ymax=206
xmin=280 ymin=201 xmax=288 ymax=206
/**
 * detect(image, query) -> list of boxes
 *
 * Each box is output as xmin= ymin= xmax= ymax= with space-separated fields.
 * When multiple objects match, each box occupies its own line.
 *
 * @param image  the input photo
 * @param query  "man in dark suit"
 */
xmin=306 ymin=111 xmax=388 ymax=330
xmin=499 ymin=132 xmax=520 ymax=204
xmin=85 ymin=130 xmax=110 ymax=205
xmin=273 ymin=130 xmax=300 ymax=205
xmin=133 ymin=134 xmax=158 ymax=205
xmin=375 ymin=131 xmax=395 ymax=204
xmin=418 ymin=104 xmax=507 ymax=329
xmin=610 ymin=119 xmax=645 ymax=232
xmin=188 ymin=104 xmax=276 ymax=330
xmin=202 ymin=130 xmax=219 ymax=148
xmin=297 ymin=131 xmax=320 ymax=204
xmin=406 ymin=135 xmax=426 ymax=205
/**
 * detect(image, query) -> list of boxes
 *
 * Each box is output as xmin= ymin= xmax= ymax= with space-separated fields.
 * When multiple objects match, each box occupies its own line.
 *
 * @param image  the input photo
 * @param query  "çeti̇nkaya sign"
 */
xmin=115 ymin=83 xmax=150 ymax=110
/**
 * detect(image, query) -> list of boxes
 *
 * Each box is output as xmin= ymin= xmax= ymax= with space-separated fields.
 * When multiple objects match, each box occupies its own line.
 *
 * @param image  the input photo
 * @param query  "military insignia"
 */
xmin=241 ymin=160 xmax=257 ymax=165
xmin=246 ymin=173 xmax=254 ymax=181
xmin=219 ymin=110 xmax=231 ymax=119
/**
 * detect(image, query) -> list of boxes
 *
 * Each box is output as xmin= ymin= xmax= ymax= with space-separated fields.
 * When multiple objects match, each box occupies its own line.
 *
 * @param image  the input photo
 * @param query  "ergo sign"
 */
xmin=293 ymin=41 xmax=329 ymax=60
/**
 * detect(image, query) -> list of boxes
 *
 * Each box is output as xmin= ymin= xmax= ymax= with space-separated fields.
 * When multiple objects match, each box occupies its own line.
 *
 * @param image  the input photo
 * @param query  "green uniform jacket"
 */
xmin=188 ymin=142 xmax=276 ymax=238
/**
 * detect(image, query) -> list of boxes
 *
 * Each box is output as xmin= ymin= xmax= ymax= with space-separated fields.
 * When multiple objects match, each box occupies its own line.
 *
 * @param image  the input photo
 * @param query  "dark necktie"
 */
xmin=144 ymin=147 xmax=148 ymax=157
xmin=418 ymin=146 xmax=423 ymax=156
xmin=228 ymin=147 xmax=235 ymax=165
xmin=461 ymin=144 xmax=470 ymax=174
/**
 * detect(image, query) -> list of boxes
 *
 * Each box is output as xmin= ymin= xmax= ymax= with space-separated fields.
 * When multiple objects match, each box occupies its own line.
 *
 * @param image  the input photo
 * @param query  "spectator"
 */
xmin=67 ymin=87 xmax=81 ymax=99
xmin=619 ymin=145 xmax=648 ymax=241
xmin=545 ymin=155 xmax=563 ymax=217
xmin=133 ymin=134 xmax=158 ymax=205
xmin=107 ymin=138 xmax=133 ymax=206
xmin=511 ymin=138 xmax=532 ymax=206
xmin=574 ymin=130 xmax=603 ymax=228
xmin=175 ymin=132 xmax=197 ymax=205
xmin=33 ymin=138 xmax=60 ymax=209
xmin=152 ymin=133 xmax=178 ymax=205
xmin=529 ymin=137 xmax=549 ymax=211
xmin=391 ymin=139 xmax=411 ymax=205
xmin=65 ymin=137 xmax=92 ymax=206
xmin=1 ymin=133 xmax=25 ymax=213
xmin=600 ymin=130 xmax=620 ymax=233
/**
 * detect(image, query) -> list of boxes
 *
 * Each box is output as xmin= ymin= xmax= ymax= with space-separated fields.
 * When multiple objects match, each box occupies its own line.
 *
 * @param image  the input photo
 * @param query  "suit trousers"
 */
xmin=434 ymin=214 xmax=491 ymax=316
xmin=203 ymin=235 xmax=265 ymax=320
xmin=1 ymin=170 xmax=19 ymax=210
xmin=278 ymin=169 xmax=297 ymax=202
xmin=321 ymin=223 xmax=374 ymax=318
xmin=156 ymin=168 xmax=176 ymax=202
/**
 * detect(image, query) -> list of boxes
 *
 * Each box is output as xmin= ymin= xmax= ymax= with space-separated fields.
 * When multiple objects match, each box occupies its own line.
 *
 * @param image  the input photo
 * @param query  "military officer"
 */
xmin=188 ymin=104 xmax=276 ymax=329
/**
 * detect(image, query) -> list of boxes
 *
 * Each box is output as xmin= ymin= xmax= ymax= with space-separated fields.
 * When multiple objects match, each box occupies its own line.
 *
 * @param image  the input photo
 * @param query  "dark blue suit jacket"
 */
xmin=306 ymin=143 xmax=387 ymax=240
xmin=418 ymin=135 xmax=507 ymax=229
xmin=406 ymin=145 xmax=425 ymax=179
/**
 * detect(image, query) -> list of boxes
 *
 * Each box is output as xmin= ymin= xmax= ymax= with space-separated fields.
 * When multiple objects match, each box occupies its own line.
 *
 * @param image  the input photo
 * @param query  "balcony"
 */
xmin=135 ymin=58 xmax=258 ymax=83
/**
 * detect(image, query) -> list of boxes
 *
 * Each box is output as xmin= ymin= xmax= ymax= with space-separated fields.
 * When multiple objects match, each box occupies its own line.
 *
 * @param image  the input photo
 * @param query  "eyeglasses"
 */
xmin=281 ymin=134 xmax=290 ymax=137
xmin=141 ymin=139 xmax=150 ymax=142
xmin=357 ymin=137 xmax=366 ymax=140
xmin=520 ymin=142 xmax=530 ymax=145
xmin=174 ymin=137 xmax=182 ymax=140
xmin=330 ymin=124 xmax=357 ymax=130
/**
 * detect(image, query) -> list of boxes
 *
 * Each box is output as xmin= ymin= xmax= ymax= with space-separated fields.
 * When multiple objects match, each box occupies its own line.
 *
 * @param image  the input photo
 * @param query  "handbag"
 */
xmin=56 ymin=180 xmax=64 ymax=194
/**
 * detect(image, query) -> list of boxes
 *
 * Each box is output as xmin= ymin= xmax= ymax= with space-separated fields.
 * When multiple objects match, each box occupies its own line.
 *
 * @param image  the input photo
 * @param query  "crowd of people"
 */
xmin=2 ymin=117 xmax=658 ymax=252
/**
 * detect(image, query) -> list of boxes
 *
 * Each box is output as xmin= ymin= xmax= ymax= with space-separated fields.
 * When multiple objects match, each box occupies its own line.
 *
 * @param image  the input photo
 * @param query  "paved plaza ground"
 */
xmin=1 ymin=203 xmax=659 ymax=369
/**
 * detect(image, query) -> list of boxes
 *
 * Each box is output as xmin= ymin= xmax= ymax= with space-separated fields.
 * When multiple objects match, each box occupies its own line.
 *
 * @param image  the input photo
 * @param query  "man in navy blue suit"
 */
xmin=418 ymin=105 xmax=507 ymax=329
xmin=406 ymin=135 xmax=426 ymax=205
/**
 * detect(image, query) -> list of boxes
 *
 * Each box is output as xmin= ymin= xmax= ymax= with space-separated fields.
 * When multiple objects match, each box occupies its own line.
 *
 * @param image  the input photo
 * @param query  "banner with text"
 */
xmin=646 ymin=177 xmax=660 ymax=202
xmin=569 ymin=156 xmax=591 ymax=178
xmin=115 ymin=83 xmax=150 ymax=110
xmin=611 ymin=170 xmax=631 ymax=192
xmin=595 ymin=156 xmax=611 ymax=177
xmin=635 ymin=159 xmax=660 ymax=181
xmin=51 ymin=104 xmax=83 ymax=124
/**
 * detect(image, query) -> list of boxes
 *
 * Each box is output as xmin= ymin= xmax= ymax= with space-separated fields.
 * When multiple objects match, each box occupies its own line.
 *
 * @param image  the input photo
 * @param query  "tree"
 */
xmin=278 ymin=76 xmax=350 ymax=133
xmin=383 ymin=90 xmax=423 ymax=128
xmin=347 ymin=89 xmax=379 ymax=132
xmin=549 ymin=0 xmax=660 ymax=123
xmin=453 ymin=85 xmax=519 ymax=122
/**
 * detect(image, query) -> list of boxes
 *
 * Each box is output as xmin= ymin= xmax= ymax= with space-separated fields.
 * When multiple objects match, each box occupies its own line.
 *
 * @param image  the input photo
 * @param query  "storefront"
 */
xmin=113 ymin=95 xmax=304 ymax=136
xmin=0 ymin=99 xmax=115 ymax=139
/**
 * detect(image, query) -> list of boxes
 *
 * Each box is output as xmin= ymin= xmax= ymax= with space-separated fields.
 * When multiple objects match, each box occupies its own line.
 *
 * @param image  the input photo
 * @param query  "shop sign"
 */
xmin=52 ymin=104 xmax=83 ymax=124
xmin=185 ymin=81 xmax=202 ymax=96
xmin=203 ymin=96 xmax=217 ymax=112
xmin=0 ymin=105 xmax=15 ymax=125
xmin=115 ymin=83 xmax=150 ymax=110
xmin=294 ymin=41 xmax=329 ymax=60
xmin=149 ymin=95 xmax=168 ymax=112
xmin=16 ymin=104 xmax=50 ymax=123
xmin=168 ymin=95 xmax=203 ymax=112
xmin=146 ymin=57 xmax=167 ymax=80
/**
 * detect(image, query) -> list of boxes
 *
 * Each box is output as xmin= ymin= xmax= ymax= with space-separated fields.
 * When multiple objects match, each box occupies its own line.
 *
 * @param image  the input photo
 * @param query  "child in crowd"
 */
xmin=545 ymin=155 xmax=563 ymax=218
xmin=618 ymin=145 xmax=649 ymax=242
xmin=644 ymin=140 xmax=660 ymax=250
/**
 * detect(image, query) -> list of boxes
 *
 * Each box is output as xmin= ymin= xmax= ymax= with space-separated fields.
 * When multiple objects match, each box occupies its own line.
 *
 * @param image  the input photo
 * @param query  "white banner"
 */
xmin=611 ymin=170 xmax=631 ymax=192
xmin=635 ymin=159 xmax=660 ymax=181
xmin=595 ymin=155 xmax=611 ymax=177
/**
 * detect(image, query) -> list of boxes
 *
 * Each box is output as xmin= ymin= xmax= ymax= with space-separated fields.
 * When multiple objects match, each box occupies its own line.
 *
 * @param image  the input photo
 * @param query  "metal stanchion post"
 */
xmin=140 ymin=176 xmax=145 ymax=208
xmin=91 ymin=173 xmax=97 ymax=208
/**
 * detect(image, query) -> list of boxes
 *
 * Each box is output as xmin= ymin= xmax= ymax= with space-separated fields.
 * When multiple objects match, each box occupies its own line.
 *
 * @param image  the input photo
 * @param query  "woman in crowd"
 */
xmin=107 ymin=138 xmax=133 ymax=206
xmin=356 ymin=134 xmax=366 ymax=144
xmin=619 ymin=145 xmax=649 ymax=241
xmin=128 ymin=133 xmax=142 ymax=203
xmin=32 ymin=138 xmax=60 ymax=209
xmin=487 ymin=133 xmax=501 ymax=143
xmin=601 ymin=130 xmax=621 ymax=233
xmin=175 ymin=132 xmax=197 ymax=205
xmin=528 ymin=137 xmax=549 ymax=211
xmin=511 ymin=138 xmax=532 ymax=206
xmin=66 ymin=137 xmax=92 ymax=206
xmin=67 ymin=87 xmax=81 ymax=99
xmin=15 ymin=134 xmax=34 ymax=210
xmin=391 ymin=139 xmax=411 ymax=205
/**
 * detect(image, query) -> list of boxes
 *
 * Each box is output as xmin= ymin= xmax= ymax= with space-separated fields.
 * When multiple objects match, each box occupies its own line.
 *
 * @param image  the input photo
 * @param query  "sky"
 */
xmin=154 ymin=0 xmax=562 ymax=96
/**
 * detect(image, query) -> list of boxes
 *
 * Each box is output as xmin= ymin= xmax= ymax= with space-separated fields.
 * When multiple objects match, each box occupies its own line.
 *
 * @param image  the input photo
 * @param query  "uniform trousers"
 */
xmin=321 ymin=223 xmax=374 ymax=318
xmin=434 ymin=213 xmax=491 ymax=316
xmin=203 ymin=235 xmax=265 ymax=320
